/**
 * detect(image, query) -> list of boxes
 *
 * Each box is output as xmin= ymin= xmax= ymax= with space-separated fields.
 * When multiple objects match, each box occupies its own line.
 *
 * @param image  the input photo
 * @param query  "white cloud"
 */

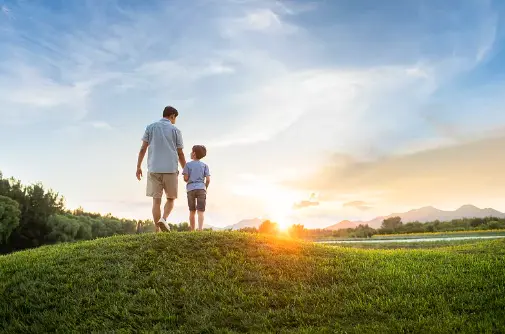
xmin=406 ymin=66 xmax=430 ymax=79
xmin=221 ymin=8 xmax=297 ymax=36
xmin=208 ymin=65 xmax=432 ymax=151
xmin=475 ymin=14 xmax=498 ymax=63
xmin=0 ymin=1 xmax=239 ymax=125
xmin=239 ymin=9 xmax=283 ymax=31
xmin=0 ymin=64 xmax=90 ymax=123
xmin=90 ymin=121 xmax=112 ymax=130
xmin=133 ymin=59 xmax=234 ymax=87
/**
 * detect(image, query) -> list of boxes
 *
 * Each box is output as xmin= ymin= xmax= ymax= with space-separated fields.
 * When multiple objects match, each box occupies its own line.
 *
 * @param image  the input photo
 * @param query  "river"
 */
xmin=315 ymin=235 xmax=505 ymax=244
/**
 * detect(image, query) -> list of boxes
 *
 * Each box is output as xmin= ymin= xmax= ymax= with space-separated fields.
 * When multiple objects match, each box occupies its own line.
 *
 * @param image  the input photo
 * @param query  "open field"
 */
xmin=1 ymin=232 xmax=504 ymax=333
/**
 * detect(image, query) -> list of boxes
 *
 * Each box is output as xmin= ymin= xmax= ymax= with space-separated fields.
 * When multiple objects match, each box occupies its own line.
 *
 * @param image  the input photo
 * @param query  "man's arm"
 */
xmin=136 ymin=141 xmax=149 ymax=180
xmin=205 ymin=176 xmax=210 ymax=189
xmin=177 ymin=148 xmax=186 ymax=169
xmin=174 ymin=127 xmax=186 ymax=169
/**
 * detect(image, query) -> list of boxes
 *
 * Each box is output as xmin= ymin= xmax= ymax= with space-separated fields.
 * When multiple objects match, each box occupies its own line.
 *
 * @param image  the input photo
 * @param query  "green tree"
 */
xmin=45 ymin=215 xmax=81 ymax=243
xmin=381 ymin=216 xmax=403 ymax=233
xmin=0 ymin=173 xmax=65 ymax=251
xmin=0 ymin=196 xmax=21 ymax=244
xmin=258 ymin=220 xmax=278 ymax=234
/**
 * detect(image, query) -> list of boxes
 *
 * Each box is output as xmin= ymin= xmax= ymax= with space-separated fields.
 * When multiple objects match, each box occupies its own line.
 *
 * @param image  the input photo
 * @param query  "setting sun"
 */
xmin=273 ymin=217 xmax=291 ymax=231
xmin=231 ymin=176 xmax=303 ymax=231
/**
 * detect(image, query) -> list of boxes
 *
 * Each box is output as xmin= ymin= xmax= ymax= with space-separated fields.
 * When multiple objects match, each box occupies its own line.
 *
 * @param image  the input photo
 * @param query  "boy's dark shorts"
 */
xmin=187 ymin=189 xmax=206 ymax=212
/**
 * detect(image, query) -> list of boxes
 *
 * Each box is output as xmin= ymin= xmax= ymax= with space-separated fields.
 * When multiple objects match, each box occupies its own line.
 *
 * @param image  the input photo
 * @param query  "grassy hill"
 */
xmin=1 ymin=232 xmax=504 ymax=333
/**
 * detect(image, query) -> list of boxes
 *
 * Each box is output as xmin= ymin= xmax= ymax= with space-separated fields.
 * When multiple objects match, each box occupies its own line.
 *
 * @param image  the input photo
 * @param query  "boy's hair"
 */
xmin=192 ymin=145 xmax=207 ymax=160
xmin=163 ymin=106 xmax=178 ymax=118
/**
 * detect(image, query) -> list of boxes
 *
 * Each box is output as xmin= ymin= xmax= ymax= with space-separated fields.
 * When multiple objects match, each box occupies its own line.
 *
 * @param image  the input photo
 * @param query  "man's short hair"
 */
xmin=192 ymin=145 xmax=207 ymax=160
xmin=163 ymin=106 xmax=178 ymax=118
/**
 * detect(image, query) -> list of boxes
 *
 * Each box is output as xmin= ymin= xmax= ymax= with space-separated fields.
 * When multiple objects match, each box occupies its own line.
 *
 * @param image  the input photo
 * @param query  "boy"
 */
xmin=182 ymin=145 xmax=210 ymax=231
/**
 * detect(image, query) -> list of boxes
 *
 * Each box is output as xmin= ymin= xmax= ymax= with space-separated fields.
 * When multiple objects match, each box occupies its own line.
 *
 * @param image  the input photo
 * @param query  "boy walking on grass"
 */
xmin=182 ymin=145 xmax=210 ymax=231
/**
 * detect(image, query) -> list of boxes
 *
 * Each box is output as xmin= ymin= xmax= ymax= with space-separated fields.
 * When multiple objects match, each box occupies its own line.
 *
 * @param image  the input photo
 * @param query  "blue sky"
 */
xmin=2 ymin=0 xmax=505 ymax=228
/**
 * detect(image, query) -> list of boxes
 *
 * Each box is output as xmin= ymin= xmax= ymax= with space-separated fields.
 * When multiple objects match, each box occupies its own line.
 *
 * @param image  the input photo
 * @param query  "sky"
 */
xmin=2 ymin=0 xmax=505 ymax=229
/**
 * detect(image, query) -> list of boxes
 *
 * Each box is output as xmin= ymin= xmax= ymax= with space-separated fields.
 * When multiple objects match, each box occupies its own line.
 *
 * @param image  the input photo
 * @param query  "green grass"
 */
xmin=1 ymin=232 xmax=504 ymax=333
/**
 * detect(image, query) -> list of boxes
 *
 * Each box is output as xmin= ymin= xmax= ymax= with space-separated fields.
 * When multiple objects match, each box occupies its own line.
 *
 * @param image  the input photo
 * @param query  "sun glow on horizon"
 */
xmin=271 ymin=216 xmax=291 ymax=231
xmin=231 ymin=177 xmax=301 ymax=231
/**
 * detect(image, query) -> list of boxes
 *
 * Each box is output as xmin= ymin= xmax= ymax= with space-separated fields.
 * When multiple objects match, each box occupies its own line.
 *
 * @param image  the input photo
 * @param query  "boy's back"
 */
xmin=183 ymin=145 xmax=210 ymax=231
xmin=183 ymin=160 xmax=210 ymax=191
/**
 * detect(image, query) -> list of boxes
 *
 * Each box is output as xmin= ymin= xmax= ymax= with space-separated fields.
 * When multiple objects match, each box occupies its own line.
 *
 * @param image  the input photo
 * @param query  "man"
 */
xmin=136 ymin=106 xmax=186 ymax=232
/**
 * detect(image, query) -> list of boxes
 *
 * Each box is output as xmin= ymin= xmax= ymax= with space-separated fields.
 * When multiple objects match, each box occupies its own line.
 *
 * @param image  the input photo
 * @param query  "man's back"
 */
xmin=142 ymin=118 xmax=184 ymax=173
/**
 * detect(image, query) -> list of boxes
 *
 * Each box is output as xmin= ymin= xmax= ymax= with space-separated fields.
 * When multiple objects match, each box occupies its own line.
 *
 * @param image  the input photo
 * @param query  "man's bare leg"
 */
xmin=152 ymin=198 xmax=162 ymax=233
xmin=189 ymin=211 xmax=196 ymax=231
xmin=163 ymin=198 xmax=175 ymax=221
xmin=197 ymin=211 xmax=205 ymax=231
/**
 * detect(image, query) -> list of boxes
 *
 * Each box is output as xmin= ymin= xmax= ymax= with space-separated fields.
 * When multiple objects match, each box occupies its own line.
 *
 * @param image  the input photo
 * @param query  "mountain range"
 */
xmin=324 ymin=205 xmax=505 ymax=230
xmin=221 ymin=218 xmax=263 ymax=230
xmin=213 ymin=205 xmax=505 ymax=231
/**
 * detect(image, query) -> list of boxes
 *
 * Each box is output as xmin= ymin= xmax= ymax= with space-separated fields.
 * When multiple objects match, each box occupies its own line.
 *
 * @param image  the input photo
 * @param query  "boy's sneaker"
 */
xmin=157 ymin=218 xmax=170 ymax=232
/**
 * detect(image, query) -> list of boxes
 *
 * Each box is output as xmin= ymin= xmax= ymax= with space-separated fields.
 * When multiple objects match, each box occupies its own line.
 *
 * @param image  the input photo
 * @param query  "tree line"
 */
xmin=238 ymin=216 xmax=505 ymax=240
xmin=376 ymin=215 xmax=505 ymax=235
xmin=235 ymin=221 xmax=376 ymax=239
xmin=2 ymin=171 xmax=505 ymax=253
xmin=0 ymin=172 xmax=201 ymax=254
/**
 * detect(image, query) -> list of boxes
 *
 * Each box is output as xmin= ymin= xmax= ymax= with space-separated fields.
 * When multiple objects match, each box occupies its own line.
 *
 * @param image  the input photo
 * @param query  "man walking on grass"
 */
xmin=136 ymin=106 xmax=186 ymax=232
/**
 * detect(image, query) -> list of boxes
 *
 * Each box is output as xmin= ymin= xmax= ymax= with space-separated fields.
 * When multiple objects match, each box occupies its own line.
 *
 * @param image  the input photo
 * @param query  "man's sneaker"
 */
xmin=157 ymin=218 xmax=170 ymax=232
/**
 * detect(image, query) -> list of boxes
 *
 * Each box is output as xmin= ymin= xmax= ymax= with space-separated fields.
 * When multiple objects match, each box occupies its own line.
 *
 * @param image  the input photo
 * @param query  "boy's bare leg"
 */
xmin=152 ymin=198 xmax=162 ymax=232
xmin=189 ymin=211 xmax=196 ymax=231
xmin=197 ymin=211 xmax=205 ymax=231
xmin=163 ymin=198 xmax=174 ymax=220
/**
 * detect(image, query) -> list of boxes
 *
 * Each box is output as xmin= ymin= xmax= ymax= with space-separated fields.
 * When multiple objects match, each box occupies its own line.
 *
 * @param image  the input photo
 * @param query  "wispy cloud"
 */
xmin=343 ymin=201 xmax=373 ymax=211
xmin=293 ymin=193 xmax=319 ymax=210
xmin=0 ymin=1 xmax=237 ymax=125
xmin=288 ymin=133 xmax=505 ymax=209
xmin=90 ymin=121 xmax=112 ymax=130
xmin=222 ymin=8 xmax=295 ymax=36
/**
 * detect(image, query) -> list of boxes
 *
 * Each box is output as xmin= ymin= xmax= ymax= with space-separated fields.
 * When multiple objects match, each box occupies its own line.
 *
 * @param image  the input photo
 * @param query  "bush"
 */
xmin=0 ymin=195 xmax=21 ymax=244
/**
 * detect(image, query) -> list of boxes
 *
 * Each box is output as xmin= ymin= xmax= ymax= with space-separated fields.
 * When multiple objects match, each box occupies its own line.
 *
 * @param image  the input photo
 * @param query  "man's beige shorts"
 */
xmin=146 ymin=172 xmax=178 ymax=199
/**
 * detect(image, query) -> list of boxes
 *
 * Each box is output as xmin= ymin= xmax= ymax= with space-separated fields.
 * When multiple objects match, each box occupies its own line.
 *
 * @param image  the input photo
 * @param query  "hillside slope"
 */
xmin=0 ymin=233 xmax=504 ymax=333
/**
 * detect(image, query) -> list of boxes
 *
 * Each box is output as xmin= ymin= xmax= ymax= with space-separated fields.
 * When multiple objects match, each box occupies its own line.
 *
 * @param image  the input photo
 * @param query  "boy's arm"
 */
xmin=204 ymin=165 xmax=210 ymax=189
xmin=182 ymin=164 xmax=189 ymax=183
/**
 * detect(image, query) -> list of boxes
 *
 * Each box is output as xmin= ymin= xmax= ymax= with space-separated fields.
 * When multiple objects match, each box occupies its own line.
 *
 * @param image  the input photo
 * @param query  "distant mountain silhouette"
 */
xmin=325 ymin=205 xmax=505 ymax=230
xmin=325 ymin=220 xmax=365 ymax=231
xmin=223 ymin=218 xmax=263 ymax=230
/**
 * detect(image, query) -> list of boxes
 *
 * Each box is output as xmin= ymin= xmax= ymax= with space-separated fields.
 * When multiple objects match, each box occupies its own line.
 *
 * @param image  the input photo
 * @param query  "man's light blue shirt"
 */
xmin=142 ymin=118 xmax=183 ymax=173
xmin=182 ymin=160 xmax=210 ymax=192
